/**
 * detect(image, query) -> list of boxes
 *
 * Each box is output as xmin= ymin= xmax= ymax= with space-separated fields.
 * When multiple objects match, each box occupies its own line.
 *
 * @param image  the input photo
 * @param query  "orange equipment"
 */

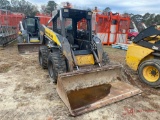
xmin=96 ymin=12 xmax=131 ymax=45
xmin=77 ymin=8 xmax=131 ymax=45
xmin=95 ymin=13 xmax=110 ymax=44
xmin=0 ymin=9 xmax=24 ymax=46
xmin=0 ymin=9 xmax=24 ymax=27
xmin=36 ymin=13 xmax=52 ymax=27
xmin=117 ymin=14 xmax=130 ymax=44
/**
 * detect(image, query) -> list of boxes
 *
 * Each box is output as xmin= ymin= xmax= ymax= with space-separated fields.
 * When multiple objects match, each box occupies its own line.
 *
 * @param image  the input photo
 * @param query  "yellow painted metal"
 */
xmin=75 ymin=54 xmax=95 ymax=66
xmin=140 ymin=54 xmax=154 ymax=64
xmin=144 ymin=35 xmax=160 ymax=41
xmin=149 ymin=40 xmax=156 ymax=44
xmin=143 ymin=66 xmax=159 ymax=82
xmin=126 ymin=43 xmax=154 ymax=71
xmin=30 ymin=39 xmax=40 ymax=43
xmin=45 ymin=27 xmax=61 ymax=46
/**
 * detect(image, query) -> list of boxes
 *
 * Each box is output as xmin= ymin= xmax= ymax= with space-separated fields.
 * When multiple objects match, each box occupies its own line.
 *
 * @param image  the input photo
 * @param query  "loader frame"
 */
xmin=39 ymin=8 xmax=142 ymax=116
xmin=40 ymin=8 xmax=104 ymax=71
xmin=126 ymin=25 xmax=160 ymax=87
xmin=17 ymin=17 xmax=42 ymax=54
xmin=133 ymin=25 xmax=160 ymax=52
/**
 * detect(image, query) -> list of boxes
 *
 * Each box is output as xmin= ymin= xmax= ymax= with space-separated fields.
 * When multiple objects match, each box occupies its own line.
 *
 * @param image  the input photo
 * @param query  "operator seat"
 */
xmin=26 ymin=26 xmax=39 ymax=43
xmin=66 ymin=33 xmax=79 ymax=49
xmin=27 ymin=25 xmax=39 ymax=37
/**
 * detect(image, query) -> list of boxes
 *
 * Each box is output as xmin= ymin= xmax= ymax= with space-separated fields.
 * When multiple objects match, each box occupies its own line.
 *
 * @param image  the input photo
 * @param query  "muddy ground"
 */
xmin=0 ymin=43 xmax=160 ymax=120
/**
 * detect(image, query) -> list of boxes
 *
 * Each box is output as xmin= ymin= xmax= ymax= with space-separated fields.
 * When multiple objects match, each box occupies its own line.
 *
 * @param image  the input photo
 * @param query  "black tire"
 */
xmin=48 ymin=49 xmax=67 ymax=83
xmin=138 ymin=59 xmax=160 ymax=87
xmin=39 ymin=46 xmax=48 ymax=69
xmin=102 ymin=52 xmax=110 ymax=65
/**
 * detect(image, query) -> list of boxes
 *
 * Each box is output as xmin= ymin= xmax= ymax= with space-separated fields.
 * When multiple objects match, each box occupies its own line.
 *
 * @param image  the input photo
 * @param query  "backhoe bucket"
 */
xmin=17 ymin=43 xmax=42 ymax=54
xmin=57 ymin=63 xmax=142 ymax=116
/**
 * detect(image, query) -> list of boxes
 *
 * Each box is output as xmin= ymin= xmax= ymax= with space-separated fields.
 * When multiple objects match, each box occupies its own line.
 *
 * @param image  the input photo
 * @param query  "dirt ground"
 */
xmin=0 ymin=43 xmax=160 ymax=120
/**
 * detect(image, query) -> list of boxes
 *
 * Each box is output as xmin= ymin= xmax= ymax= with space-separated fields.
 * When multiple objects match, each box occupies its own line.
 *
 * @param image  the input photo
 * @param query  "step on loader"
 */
xmin=17 ymin=17 xmax=42 ymax=54
xmin=38 ymin=8 xmax=142 ymax=116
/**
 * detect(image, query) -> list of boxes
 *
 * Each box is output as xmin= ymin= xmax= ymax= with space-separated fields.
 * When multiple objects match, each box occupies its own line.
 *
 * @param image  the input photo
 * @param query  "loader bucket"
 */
xmin=17 ymin=43 xmax=42 ymax=54
xmin=57 ymin=63 xmax=142 ymax=116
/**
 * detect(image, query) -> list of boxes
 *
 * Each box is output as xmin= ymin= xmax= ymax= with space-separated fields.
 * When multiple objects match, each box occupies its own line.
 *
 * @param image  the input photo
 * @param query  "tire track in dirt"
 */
xmin=0 ymin=45 xmax=159 ymax=120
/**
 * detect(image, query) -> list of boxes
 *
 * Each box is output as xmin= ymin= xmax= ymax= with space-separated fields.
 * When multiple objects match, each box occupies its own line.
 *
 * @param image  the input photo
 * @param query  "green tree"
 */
xmin=131 ymin=14 xmax=143 ymax=22
xmin=131 ymin=14 xmax=143 ymax=31
xmin=123 ymin=12 xmax=134 ymax=17
xmin=144 ymin=13 xmax=155 ymax=26
xmin=45 ymin=1 xmax=57 ymax=14
xmin=103 ymin=7 xmax=111 ymax=13
xmin=10 ymin=0 xmax=39 ymax=16
xmin=142 ymin=13 xmax=150 ymax=22
xmin=154 ymin=14 xmax=160 ymax=24
xmin=0 ymin=0 xmax=11 ymax=10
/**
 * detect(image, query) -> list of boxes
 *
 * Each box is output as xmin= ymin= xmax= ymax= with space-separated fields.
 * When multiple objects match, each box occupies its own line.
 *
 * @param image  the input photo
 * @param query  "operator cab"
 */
xmin=52 ymin=8 xmax=93 ymax=55
xmin=22 ymin=17 xmax=40 ymax=43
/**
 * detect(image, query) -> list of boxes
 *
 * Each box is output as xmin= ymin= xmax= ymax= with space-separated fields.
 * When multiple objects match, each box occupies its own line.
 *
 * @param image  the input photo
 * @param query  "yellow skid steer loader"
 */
xmin=39 ymin=8 xmax=141 ymax=116
xmin=17 ymin=17 xmax=42 ymax=54
xmin=126 ymin=25 xmax=160 ymax=87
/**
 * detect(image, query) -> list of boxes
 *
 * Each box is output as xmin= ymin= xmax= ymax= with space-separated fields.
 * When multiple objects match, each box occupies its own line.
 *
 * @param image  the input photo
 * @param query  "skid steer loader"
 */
xmin=38 ymin=8 xmax=141 ymax=116
xmin=17 ymin=17 xmax=42 ymax=53
xmin=126 ymin=25 xmax=160 ymax=87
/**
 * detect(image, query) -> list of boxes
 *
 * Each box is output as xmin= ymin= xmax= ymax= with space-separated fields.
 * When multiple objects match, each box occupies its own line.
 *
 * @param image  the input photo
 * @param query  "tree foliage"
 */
xmin=11 ymin=0 xmax=39 ymax=16
xmin=0 ymin=0 xmax=39 ymax=16
xmin=125 ymin=12 xmax=160 ymax=27
xmin=1 ymin=0 xmax=160 ymax=27
xmin=0 ymin=0 xmax=11 ymax=10
xmin=45 ymin=1 xmax=57 ymax=14
xmin=103 ymin=7 xmax=111 ymax=13
xmin=125 ymin=13 xmax=160 ymax=31
xmin=40 ymin=1 xmax=57 ymax=14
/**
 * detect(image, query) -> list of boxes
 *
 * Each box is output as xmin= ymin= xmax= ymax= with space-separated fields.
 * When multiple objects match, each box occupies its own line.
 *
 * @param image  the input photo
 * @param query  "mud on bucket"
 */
xmin=56 ymin=64 xmax=142 ymax=116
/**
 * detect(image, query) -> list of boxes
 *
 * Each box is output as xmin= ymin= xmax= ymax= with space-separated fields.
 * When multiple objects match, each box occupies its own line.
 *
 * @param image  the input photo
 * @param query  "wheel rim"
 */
xmin=143 ymin=65 xmax=159 ymax=82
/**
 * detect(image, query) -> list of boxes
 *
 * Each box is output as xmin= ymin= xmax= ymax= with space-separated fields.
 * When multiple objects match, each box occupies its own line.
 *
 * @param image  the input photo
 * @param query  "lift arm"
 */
xmin=133 ymin=25 xmax=160 ymax=51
